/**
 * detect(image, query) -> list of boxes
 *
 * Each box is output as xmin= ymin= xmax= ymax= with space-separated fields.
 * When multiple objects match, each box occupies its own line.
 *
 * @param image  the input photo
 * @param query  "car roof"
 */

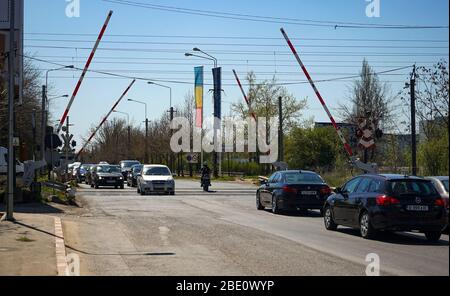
xmin=278 ymin=170 xmax=319 ymax=175
xmin=426 ymin=176 xmax=449 ymax=181
xmin=363 ymin=174 xmax=427 ymax=180
xmin=143 ymin=164 xmax=169 ymax=168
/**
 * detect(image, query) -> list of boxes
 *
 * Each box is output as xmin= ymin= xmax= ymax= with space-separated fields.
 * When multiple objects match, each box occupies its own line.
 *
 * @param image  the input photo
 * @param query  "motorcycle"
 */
xmin=201 ymin=174 xmax=211 ymax=192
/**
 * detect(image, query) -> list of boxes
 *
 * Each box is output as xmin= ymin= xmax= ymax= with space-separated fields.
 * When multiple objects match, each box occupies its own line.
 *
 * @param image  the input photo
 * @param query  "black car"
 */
xmin=127 ymin=164 xmax=143 ymax=187
xmin=323 ymin=174 xmax=448 ymax=242
xmin=119 ymin=160 xmax=141 ymax=179
xmin=91 ymin=165 xmax=124 ymax=189
xmin=257 ymin=170 xmax=332 ymax=214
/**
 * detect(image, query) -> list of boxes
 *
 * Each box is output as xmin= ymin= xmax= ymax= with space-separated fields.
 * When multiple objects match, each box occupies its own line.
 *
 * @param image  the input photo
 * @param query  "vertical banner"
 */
xmin=194 ymin=66 xmax=204 ymax=128
xmin=213 ymin=67 xmax=222 ymax=130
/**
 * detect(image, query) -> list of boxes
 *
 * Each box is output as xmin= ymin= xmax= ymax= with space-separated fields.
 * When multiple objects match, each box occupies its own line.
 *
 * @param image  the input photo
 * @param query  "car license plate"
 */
xmin=406 ymin=205 xmax=429 ymax=211
xmin=301 ymin=191 xmax=317 ymax=195
xmin=107 ymin=180 xmax=116 ymax=184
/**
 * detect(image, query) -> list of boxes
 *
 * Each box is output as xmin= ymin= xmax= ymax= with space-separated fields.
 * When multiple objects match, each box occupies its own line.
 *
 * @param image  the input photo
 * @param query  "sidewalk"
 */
xmin=0 ymin=206 xmax=63 ymax=276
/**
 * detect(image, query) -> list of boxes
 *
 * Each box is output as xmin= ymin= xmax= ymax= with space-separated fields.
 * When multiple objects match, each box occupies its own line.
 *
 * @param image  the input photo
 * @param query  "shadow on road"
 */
xmin=65 ymin=245 xmax=176 ymax=257
xmin=336 ymin=227 xmax=449 ymax=246
xmin=0 ymin=202 xmax=63 ymax=214
xmin=263 ymin=209 xmax=323 ymax=218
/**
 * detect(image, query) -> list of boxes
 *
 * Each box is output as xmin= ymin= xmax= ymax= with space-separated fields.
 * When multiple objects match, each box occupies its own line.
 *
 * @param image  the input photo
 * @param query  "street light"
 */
xmin=128 ymin=99 xmax=149 ymax=163
xmin=42 ymin=65 xmax=73 ymax=177
xmin=148 ymin=81 xmax=175 ymax=171
xmin=148 ymin=82 xmax=172 ymax=109
xmin=113 ymin=110 xmax=131 ymax=158
xmin=186 ymin=48 xmax=221 ymax=177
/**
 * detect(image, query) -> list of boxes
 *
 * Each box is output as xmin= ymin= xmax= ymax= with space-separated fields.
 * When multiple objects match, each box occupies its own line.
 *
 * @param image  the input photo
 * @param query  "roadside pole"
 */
xmin=278 ymin=96 xmax=284 ymax=162
xmin=410 ymin=65 xmax=417 ymax=176
xmin=6 ymin=0 xmax=16 ymax=221
xmin=65 ymin=117 xmax=70 ymax=182
xmin=41 ymin=85 xmax=46 ymax=174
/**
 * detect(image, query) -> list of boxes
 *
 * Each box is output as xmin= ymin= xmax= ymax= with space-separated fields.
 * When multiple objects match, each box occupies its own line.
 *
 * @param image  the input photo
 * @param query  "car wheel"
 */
xmin=360 ymin=211 xmax=376 ymax=239
xmin=425 ymin=231 xmax=441 ymax=243
xmin=120 ymin=185 xmax=124 ymax=189
xmin=256 ymin=192 xmax=264 ymax=210
xmin=272 ymin=196 xmax=281 ymax=215
xmin=90 ymin=183 xmax=94 ymax=188
xmin=324 ymin=206 xmax=338 ymax=231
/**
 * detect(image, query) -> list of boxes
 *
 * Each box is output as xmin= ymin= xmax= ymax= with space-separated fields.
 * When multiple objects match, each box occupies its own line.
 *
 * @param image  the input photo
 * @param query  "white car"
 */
xmin=137 ymin=165 xmax=175 ymax=196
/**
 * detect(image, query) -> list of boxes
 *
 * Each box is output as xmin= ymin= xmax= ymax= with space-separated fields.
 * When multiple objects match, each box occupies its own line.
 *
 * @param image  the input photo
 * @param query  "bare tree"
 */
xmin=340 ymin=59 xmax=393 ymax=130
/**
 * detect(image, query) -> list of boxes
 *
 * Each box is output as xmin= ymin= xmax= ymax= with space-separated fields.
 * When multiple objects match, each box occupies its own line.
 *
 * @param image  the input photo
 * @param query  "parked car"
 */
xmin=75 ymin=164 xmax=94 ymax=183
xmin=323 ymin=174 xmax=448 ymax=242
xmin=426 ymin=176 xmax=449 ymax=232
xmin=137 ymin=165 xmax=175 ymax=195
xmin=120 ymin=160 xmax=141 ymax=179
xmin=99 ymin=161 xmax=109 ymax=165
xmin=127 ymin=164 xmax=143 ymax=187
xmin=257 ymin=170 xmax=332 ymax=215
xmin=91 ymin=164 xmax=124 ymax=189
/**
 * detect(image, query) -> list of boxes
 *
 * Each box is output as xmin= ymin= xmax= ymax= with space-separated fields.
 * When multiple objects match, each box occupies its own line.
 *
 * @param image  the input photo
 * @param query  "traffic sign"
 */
xmin=186 ymin=153 xmax=199 ymax=164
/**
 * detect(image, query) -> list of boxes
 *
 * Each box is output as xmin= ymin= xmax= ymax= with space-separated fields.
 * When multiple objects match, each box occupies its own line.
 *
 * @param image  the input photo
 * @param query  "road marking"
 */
xmin=159 ymin=226 xmax=170 ymax=246
xmin=54 ymin=217 xmax=68 ymax=276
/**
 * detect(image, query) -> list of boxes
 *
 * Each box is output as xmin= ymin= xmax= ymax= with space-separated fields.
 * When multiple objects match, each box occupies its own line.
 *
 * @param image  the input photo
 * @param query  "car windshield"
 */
xmin=388 ymin=180 xmax=437 ymax=197
xmin=442 ymin=180 xmax=449 ymax=193
xmin=97 ymin=165 xmax=121 ymax=173
xmin=121 ymin=161 xmax=140 ymax=169
xmin=143 ymin=167 xmax=171 ymax=176
xmin=284 ymin=172 xmax=324 ymax=184
xmin=81 ymin=165 xmax=91 ymax=170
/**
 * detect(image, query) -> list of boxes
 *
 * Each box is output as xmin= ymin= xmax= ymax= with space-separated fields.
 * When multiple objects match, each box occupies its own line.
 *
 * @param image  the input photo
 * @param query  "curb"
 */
xmin=54 ymin=217 xmax=68 ymax=276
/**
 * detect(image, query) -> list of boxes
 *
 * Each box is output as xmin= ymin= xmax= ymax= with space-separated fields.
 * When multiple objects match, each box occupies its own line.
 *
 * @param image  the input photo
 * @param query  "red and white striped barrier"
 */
xmin=232 ymin=69 xmax=257 ymax=122
xmin=280 ymin=28 xmax=354 ymax=158
xmin=76 ymin=79 xmax=136 ymax=158
xmin=57 ymin=11 xmax=113 ymax=132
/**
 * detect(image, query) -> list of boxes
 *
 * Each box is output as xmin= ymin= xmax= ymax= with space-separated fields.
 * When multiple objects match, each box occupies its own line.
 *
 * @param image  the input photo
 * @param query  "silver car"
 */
xmin=137 ymin=165 xmax=175 ymax=196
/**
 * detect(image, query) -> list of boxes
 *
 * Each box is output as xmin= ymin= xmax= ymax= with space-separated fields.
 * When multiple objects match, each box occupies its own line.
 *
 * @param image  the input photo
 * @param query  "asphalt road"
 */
xmin=62 ymin=179 xmax=449 ymax=276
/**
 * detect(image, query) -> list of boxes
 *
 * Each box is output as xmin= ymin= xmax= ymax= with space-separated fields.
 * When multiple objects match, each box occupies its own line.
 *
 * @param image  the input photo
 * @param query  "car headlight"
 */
xmin=120 ymin=177 xmax=123 ymax=180
xmin=99 ymin=177 xmax=103 ymax=180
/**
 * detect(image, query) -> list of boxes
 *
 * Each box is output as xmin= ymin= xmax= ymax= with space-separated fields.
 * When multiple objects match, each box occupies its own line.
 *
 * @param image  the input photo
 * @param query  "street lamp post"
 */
xmin=186 ymin=48 xmax=221 ymax=178
xmin=43 ymin=65 xmax=73 ymax=174
xmin=47 ymin=95 xmax=69 ymax=181
xmin=113 ymin=110 xmax=131 ymax=158
xmin=128 ymin=99 xmax=148 ymax=163
xmin=148 ymin=82 xmax=175 ymax=171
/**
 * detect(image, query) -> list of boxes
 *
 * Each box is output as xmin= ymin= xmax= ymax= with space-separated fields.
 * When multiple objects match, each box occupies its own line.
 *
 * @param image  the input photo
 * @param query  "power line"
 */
xmin=24 ymin=38 xmax=449 ymax=49
xmin=23 ymin=54 xmax=413 ymax=86
xmin=31 ymin=55 xmax=442 ymax=64
xmin=102 ymin=0 xmax=449 ymax=29
xmin=24 ymin=32 xmax=450 ymax=43
xmin=24 ymin=45 xmax=449 ymax=56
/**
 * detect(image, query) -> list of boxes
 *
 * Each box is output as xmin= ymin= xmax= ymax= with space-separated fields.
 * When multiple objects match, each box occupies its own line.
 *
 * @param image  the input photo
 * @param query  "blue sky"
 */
xmin=24 ymin=0 xmax=449 ymax=145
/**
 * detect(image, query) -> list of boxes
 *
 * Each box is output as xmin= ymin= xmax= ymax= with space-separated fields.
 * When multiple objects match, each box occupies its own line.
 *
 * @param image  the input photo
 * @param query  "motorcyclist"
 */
xmin=200 ymin=162 xmax=211 ymax=189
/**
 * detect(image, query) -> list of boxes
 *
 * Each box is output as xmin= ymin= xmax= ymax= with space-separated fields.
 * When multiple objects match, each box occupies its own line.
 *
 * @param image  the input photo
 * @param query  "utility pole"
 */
xmin=65 ymin=117 xmax=70 ymax=182
xmin=41 ymin=85 xmax=46 ymax=165
xmin=145 ymin=118 xmax=149 ymax=163
xmin=278 ymin=96 xmax=284 ymax=162
xmin=168 ymin=106 xmax=176 ymax=172
xmin=410 ymin=65 xmax=417 ymax=176
xmin=6 ymin=0 xmax=16 ymax=221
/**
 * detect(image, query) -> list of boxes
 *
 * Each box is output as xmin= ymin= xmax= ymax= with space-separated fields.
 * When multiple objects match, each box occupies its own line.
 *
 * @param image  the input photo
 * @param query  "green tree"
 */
xmin=285 ymin=127 xmax=340 ymax=171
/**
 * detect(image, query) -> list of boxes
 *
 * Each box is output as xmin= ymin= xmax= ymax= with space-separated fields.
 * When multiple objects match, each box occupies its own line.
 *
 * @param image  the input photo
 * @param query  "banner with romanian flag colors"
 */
xmin=194 ymin=66 xmax=204 ymax=128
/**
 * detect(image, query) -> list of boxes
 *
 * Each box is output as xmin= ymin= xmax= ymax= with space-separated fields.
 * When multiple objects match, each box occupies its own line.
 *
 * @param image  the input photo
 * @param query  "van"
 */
xmin=0 ymin=147 xmax=25 ymax=175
